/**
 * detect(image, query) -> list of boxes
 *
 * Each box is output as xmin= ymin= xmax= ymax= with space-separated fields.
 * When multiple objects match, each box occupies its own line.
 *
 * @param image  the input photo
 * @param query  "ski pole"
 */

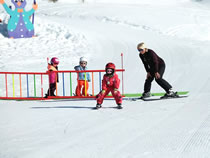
xmin=121 ymin=53 xmax=125 ymax=95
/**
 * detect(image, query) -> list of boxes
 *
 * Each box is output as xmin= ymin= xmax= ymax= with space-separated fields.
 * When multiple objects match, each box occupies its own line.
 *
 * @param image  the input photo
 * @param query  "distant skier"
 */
xmin=74 ymin=57 xmax=91 ymax=96
xmin=137 ymin=42 xmax=177 ymax=98
xmin=95 ymin=62 xmax=122 ymax=109
xmin=45 ymin=57 xmax=59 ymax=98
xmin=0 ymin=18 xmax=2 ymax=23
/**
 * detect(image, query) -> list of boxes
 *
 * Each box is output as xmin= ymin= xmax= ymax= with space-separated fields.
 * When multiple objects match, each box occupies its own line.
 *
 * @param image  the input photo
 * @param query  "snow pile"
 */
xmin=0 ymin=0 xmax=210 ymax=157
xmin=0 ymin=17 xmax=91 ymax=72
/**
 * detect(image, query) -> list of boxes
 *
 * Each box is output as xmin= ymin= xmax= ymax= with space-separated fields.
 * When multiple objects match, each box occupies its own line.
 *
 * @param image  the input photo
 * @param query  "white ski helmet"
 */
xmin=80 ymin=57 xmax=87 ymax=63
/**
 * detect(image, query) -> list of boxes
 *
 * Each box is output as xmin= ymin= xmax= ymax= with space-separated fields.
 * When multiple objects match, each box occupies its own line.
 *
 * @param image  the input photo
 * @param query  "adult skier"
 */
xmin=137 ymin=42 xmax=177 ymax=99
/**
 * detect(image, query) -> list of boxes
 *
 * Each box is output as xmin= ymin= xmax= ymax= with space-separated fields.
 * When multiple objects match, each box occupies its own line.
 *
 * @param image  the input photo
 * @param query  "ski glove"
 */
xmin=114 ymin=88 xmax=119 ymax=94
xmin=101 ymin=90 xmax=106 ymax=94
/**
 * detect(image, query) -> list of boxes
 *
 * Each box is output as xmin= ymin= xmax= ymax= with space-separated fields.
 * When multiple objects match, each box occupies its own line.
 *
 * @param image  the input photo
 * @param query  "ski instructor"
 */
xmin=137 ymin=42 xmax=177 ymax=99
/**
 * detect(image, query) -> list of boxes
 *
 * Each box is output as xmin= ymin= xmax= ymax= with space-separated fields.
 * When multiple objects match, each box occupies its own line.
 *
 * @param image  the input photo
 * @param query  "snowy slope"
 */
xmin=1 ymin=0 xmax=210 ymax=157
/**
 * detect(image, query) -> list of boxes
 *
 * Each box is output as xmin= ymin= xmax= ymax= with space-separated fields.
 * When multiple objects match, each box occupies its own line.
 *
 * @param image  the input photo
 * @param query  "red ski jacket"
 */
xmin=102 ymin=73 xmax=120 ymax=91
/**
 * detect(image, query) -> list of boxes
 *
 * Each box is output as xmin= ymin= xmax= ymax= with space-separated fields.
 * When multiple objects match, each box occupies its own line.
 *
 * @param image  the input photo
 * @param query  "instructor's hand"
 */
xmin=155 ymin=72 xmax=160 ymax=79
xmin=147 ymin=72 xmax=151 ymax=79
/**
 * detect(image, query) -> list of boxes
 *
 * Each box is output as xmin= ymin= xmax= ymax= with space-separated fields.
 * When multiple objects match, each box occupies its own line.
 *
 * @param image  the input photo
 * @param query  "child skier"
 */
xmin=74 ymin=57 xmax=91 ymax=96
xmin=45 ymin=57 xmax=59 ymax=98
xmin=95 ymin=62 xmax=122 ymax=109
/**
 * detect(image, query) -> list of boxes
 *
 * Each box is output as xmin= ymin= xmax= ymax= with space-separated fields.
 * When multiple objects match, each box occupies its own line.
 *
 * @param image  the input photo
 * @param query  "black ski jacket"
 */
xmin=139 ymin=49 xmax=165 ymax=73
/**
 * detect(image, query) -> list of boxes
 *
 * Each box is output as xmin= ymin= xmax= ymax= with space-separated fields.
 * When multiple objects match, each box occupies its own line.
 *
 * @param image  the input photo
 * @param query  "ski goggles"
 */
xmin=80 ymin=62 xmax=87 ymax=65
xmin=138 ymin=49 xmax=144 ymax=52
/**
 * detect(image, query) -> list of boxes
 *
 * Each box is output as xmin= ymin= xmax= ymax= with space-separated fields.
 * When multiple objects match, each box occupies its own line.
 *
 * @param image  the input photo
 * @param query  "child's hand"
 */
xmin=33 ymin=4 xmax=38 ymax=10
xmin=114 ymin=88 xmax=118 ymax=94
xmin=0 ymin=0 xmax=5 ymax=4
xmin=101 ymin=90 xmax=106 ymax=94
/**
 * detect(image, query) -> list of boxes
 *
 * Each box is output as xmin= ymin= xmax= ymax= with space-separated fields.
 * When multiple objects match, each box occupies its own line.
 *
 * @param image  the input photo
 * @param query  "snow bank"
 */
xmin=50 ymin=0 xmax=190 ymax=5
xmin=1 ymin=1 xmax=210 ymax=158
xmin=0 ymin=16 xmax=92 ymax=72
xmin=91 ymin=0 xmax=189 ymax=5
xmin=2 ymin=0 xmax=210 ymax=5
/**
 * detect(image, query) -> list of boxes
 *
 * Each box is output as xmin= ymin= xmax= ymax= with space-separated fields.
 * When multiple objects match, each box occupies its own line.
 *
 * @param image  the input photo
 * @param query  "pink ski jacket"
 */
xmin=48 ymin=64 xmax=58 ymax=84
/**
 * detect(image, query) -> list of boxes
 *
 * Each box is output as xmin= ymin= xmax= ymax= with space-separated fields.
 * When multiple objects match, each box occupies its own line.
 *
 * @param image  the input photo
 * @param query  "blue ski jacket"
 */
xmin=74 ymin=65 xmax=91 ymax=82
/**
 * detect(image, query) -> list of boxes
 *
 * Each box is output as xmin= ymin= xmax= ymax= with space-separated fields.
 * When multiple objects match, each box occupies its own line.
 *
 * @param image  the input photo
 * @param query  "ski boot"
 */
xmin=140 ymin=92 xmax=151 ymax=99
xmin=95 ymin=103 xmax=102 ymax=109
xmin=161 ymin=89 xmax=178 ymax=99
xmin=117 ymin=103 xmax=123 ymax=109
xmin=44 ymin=94 xmax=48 ymax=98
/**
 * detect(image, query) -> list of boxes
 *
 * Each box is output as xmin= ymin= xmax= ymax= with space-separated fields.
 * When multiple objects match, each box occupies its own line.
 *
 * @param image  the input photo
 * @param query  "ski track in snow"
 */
xmin=38 ymin=2 xmax=210 ymax=41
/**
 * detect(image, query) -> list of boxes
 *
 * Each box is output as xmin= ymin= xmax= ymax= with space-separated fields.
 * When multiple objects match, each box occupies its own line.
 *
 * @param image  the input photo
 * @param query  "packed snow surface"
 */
xmin=0 ymin=0 xmax=210 ymax=157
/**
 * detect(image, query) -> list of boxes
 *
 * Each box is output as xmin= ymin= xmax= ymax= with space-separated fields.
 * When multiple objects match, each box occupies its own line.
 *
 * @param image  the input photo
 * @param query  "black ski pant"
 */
xmin=144 ymin=64 xmax=172 ymax=93
xmin=46 ymin=83 xmax=56 ymax=97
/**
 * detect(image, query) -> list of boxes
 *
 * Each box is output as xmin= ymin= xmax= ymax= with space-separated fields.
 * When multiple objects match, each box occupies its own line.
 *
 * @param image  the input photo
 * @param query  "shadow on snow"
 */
xmin=31 ymin=105 xmax=94 ymax=109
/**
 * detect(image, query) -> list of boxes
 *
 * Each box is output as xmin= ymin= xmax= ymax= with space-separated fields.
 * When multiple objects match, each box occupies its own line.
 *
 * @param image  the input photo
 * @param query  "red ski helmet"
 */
xmin=105 ymin=62 xmax=115 ymax=71
xmin=51 ymin=57 xmax=59 ymax=65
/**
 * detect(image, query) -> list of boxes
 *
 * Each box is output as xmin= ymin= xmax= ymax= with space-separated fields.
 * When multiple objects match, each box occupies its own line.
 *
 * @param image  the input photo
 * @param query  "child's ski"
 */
xmin=92 ymin=105 xmax=123 ymax=110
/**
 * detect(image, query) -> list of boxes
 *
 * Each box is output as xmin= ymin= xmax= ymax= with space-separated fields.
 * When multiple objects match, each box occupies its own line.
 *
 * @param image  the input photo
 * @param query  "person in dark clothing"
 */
xmin=137 ymin=42 xmax=177 ymax=98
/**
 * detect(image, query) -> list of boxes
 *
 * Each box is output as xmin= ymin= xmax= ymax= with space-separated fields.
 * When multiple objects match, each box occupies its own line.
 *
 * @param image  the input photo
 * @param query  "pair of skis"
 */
xmin=92 ymin=104 xmax=123 ymax=110
xmin=126 ymin=95 xmax=188 ymax=101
